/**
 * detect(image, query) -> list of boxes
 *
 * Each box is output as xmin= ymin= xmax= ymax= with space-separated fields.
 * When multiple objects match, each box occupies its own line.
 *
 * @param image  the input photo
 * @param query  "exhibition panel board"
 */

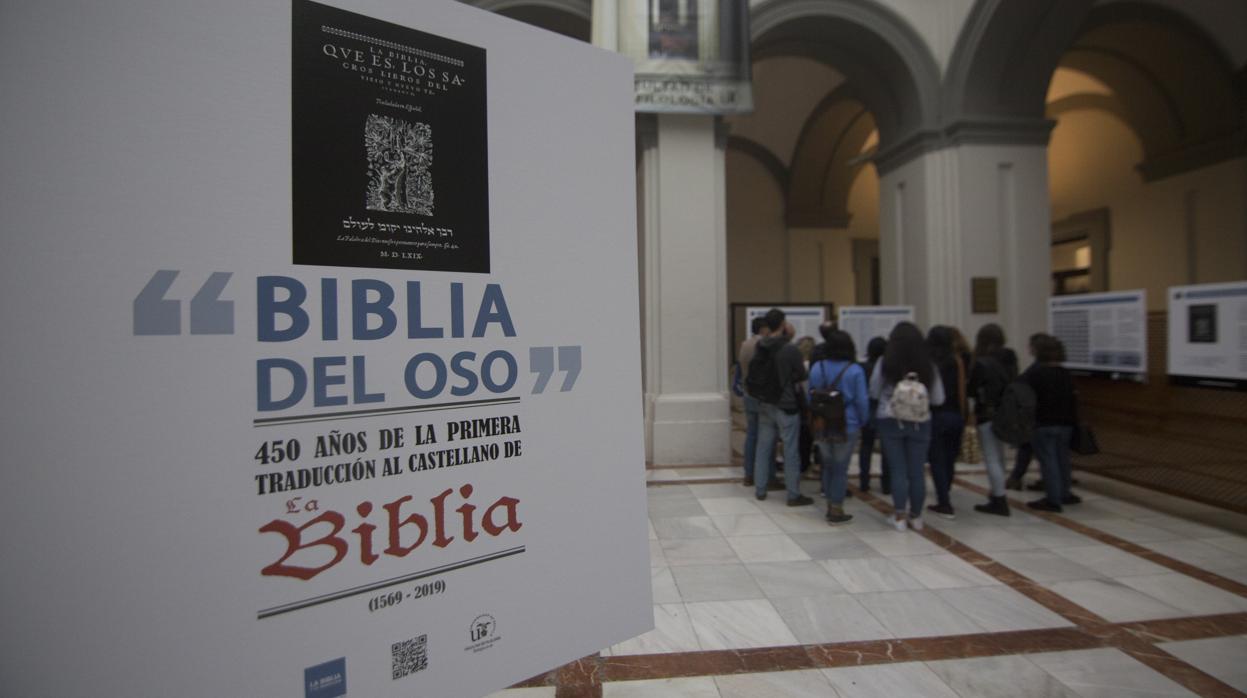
xmin=1168 ymin=281 xmax=1247 ymax=391
xmin=838 ymin=306 xmax=915 ymax=361
xmin=1049 ymin=291 xmax=1148 ymax=377
xmin=0 ymin=2 xmax=650 ymax=696
xmin=746 ymin=305 xmax=828 ymax=345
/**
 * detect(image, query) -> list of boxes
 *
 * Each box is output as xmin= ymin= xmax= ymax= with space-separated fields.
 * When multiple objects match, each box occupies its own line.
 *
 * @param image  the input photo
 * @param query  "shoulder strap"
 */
xmin=832 ymin=361 xmax=852 ymax=389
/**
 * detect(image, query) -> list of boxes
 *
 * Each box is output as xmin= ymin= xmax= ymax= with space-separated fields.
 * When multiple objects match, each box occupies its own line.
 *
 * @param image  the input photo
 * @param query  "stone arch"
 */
xmin=749 ymin=0 xmax=941 ymax=174
xmin=726 ymin=135 xmax=789 ymax=195
xmin=943 ymin=0 xmax=1094 ymax=142
xmin=467 ymin=0 xmax=591 ymax=41
xmin=785 ymin=86 xmax=876 ymax=228
xmin=1061 ymin=2 xmax=1244 ymax=180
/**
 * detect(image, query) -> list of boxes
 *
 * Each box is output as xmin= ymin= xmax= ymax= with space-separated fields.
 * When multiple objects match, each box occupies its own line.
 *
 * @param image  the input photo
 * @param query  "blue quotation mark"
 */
xmin=529 ymin=346 xmax=581 ymax=393
xmin=133 ymin=270 xmax=234 ymax=335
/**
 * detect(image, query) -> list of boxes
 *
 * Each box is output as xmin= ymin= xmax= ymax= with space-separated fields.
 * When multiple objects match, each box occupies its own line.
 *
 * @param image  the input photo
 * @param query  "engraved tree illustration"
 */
xmin=365 ymin=114 xmax=434 ymax=216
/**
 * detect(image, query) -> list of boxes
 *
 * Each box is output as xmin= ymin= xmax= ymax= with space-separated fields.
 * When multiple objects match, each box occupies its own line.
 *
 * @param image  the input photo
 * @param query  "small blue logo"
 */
xmin=305 ymin=657 xmax=346 ymax=698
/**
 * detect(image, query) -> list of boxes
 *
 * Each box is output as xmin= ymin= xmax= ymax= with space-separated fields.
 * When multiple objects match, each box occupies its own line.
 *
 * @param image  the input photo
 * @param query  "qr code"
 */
xmin=391 ymin=634 xmax=428 ymax=680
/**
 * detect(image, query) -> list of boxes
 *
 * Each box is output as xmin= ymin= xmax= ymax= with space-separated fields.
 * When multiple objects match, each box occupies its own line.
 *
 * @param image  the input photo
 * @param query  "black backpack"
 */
xmin=810 ymin=361 xmax=853 ymax=442
xmin=745 ymin=343 xmax=783 ymax=404
xmin=991 ymin=380 xmax=1037 ymax=446
xmin=975 ymin=356 xmax=1012 ymax=423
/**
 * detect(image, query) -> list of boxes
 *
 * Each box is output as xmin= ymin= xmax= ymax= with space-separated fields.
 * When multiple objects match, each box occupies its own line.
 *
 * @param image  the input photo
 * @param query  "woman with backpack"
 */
xmin=925 ymin=326 xmax=966 ymax=519
xmin=1024 ymin=336 xmax=1080 ymax=512
xmin=869 ymin=322 xmax=946 ymax=531
xmin=808 ymin=329 xmax=871 ymax=524
xmin=966 ymin=323 xmax=1019 ymax=516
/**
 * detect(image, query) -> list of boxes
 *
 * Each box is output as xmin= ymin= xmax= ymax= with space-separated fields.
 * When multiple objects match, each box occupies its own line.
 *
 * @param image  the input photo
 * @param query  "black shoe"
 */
xmin=859 ymin=486 xmax=871 ymax=495
xmin=787 ymin=495 xmax=814 ymax=507
xmin=1005 ymin=477 xmax=1023 ymax=491
xmin=1026 ymin=497 xmax=1062 ymax=512
xmin=928 ymin=503 xmax=956 ymax=519
xmin=766 ymin=480 xmax=785 ymax=491
xmin=1026 ymin=480 xmax=1046 ymax=492
xmin=825 ymin=505 xmax=853 ymax=524
xmin=743 ymin=476 xmax=754 ymax=487
xmin=973 ymin=496 xmax=1011 ymax=517
xmin=845 ymin=489 xmax=854 ymax=499
xmin=756 ymin=492 xmax=767 ymax=501
xmin=1062 ymin=494 xmax=1082 ymax=505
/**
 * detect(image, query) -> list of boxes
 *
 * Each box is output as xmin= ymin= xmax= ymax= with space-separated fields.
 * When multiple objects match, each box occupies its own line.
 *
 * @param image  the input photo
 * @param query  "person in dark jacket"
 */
xmin=925 ymin=326 xmax=965 ymax=519
xmin=966 ymin=323 xmax=1018 ymax=516
xmin=1024 ymin=336 xmax=1080 ymax=512
xmin=857 ymin=336 xmax=889 ymax=494
xmin=751 ymin=309 xmax=812 ymax=506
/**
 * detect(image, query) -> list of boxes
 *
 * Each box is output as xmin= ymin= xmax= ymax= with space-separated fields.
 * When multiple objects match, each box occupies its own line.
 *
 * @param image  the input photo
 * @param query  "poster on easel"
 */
xmin=838 ymin=306 xmax=914 ymax=361
xmin=0 ymin=2 xmax=650 ymax=696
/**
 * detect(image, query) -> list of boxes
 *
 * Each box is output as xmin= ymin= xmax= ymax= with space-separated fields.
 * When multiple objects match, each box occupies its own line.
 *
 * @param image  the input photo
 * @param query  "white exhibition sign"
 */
xmin=1167 ymin=281 xmax=1247 ymax=390
xmin=746 ymin=306 xmax=827 ymax=344
xmin=838 ymin=306 xmax=914 ymax=360
xmin=0 ymin=2 xmax=651 ymax=697
xmin=1049 ymin=291 xmax=1148 ymax=375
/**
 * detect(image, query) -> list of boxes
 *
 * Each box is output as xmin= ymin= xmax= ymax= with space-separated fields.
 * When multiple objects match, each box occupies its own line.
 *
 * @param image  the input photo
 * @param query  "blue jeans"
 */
xmin=927 ymin=410 xmax=964 ymax=508
xmin=1010 ymin=442 xmax=1033 ymax=481
xmin=1032 ymin=425 xmax=1073 ymax=505
xmin=878 ymin=418 xmax=932 ymax=517
xmin=743 ymin=395 xmax=760 ymax=480
xmin=755 ymin=403 xmax=802 ymax=500
xmin=858 ymin=425 xmax=889 ymax=490
xmin=817 ymin=437 xmax=857 ymax=505
xmin=978 ymin=422 xmax=1007 ymax=497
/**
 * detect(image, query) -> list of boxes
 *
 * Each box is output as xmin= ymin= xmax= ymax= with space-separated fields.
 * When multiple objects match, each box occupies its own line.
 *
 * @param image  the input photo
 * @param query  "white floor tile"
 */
xmin=935 ymin=586 xmax=1072 ymax=632
xmin=1028 ymin=647 xmax=1198 ymax=697
xmin=698 ymin=497 xmax=764 ymax=515
xmin=926 ymin=654 xmax=1079 ymax=698
xmin=1142 ymin=539 xmax=1247 ymax=572
xmin=609 ymin=603 xmax=702 ymax=656
xmin=854 ymin=589 xmax=985 ymax=637
xmin=603 ymin=677 xmax=720 ymax=698
xmin=890 ymin=553 xmax=1002 ymax=589
xmin=1043 ymin=578 xmax=1186 ymax=622
xmin=652 ymin=566 xmax=681 ymax=604
xmin=686 ymin=599 xmax=798 ymax=650
xmin=725 ymin=534 xmax=811 ymax=563
xmin=1160 ymin=635 xmax=1247 ymax=693
xmin=1116 ymin=573 xmax=1247 ymax=616
xmin=769 ymin=592 xmax=894 ymax=644
xmin=661 ymin=537 xmax=740 ymax=566
xmin=714 ymin=669 xmax=834 ymax=698
xmin=671 ymin=564 xmax=764 ymax=602
xmin=823 ymin=663 xmax=960 ymax=698
xmin=745 ymin=561 xmax=845 ymax=598
xmin=653 ymin=516 xmax=721 ymax=539
xmin=710 ymin=514 xmax=782 ymax=537
xmin=990 ymin=550 xmax=1103 ymax=582
xmin=855 ymin=530 xmax=945 ymax=557
xmin=484 ymin=687 xmax=557 ymax=698
xmin=820 ymin=557 xmax=926 ymax=593
xmin=1048 ymin=544 xmax=1170 ymax=577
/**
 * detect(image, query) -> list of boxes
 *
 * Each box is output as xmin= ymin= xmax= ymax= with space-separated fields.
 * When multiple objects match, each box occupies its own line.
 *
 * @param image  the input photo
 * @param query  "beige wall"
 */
xmin=725 ymin=148 xmax=786 ymax=303
xmin=1049 ymin=107 xmax=1247 ymax=309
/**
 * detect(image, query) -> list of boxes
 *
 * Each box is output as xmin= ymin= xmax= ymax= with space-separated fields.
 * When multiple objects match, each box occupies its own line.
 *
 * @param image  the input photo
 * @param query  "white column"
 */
xmin=879 ymin=143 xmax=1051 ymax=347
xmin=638 ymin=114 xmax=731 ymax=465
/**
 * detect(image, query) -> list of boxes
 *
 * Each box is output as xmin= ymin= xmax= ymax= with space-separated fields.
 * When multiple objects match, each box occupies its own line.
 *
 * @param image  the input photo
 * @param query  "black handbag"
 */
xmin=1070 ymin=424 xmax=1100 ymax=456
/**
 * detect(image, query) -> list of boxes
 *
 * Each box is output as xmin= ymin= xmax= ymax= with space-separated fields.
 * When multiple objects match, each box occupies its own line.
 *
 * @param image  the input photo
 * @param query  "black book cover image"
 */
xmin=293 ymin=0 xmax=489 ymax=273
xmin=1188 ymin=304 xmax=1217 ymax=344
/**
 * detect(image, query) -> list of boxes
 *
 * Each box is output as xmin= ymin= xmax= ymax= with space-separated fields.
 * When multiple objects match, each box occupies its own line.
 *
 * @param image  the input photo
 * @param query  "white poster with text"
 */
xmin=1049 ymin=291 xmax=1148 ymax=375
xmin=1167 ymin=282 xmax=1247 ymax=390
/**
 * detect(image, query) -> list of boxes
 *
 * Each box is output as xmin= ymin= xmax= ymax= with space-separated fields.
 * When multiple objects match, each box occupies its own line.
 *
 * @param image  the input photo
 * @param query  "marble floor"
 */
xmin=490 ymin=457 xmax=1247 ymax=697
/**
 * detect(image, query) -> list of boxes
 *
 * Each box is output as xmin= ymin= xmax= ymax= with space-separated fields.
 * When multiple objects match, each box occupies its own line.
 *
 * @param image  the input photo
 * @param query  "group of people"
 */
xmin=737 ymin=308 xmax=1083 ymax=531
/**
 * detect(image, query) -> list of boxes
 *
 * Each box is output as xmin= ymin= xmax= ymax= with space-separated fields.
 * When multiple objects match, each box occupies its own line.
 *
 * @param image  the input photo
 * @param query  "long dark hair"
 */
xmin=882 ymin=322 xmax=933 ymax=386
xmin=926 ymin=325 xmax=956 ymax=366
xmin=974 ymin=323 xmax=1006 ymax=359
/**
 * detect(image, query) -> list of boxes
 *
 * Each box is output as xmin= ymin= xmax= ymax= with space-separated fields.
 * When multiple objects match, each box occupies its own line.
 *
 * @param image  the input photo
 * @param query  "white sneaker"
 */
xmin=909 ymin=516 xmax=925 ymax=531
xmin=892 ymin=516 xmax=907 ymax=532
